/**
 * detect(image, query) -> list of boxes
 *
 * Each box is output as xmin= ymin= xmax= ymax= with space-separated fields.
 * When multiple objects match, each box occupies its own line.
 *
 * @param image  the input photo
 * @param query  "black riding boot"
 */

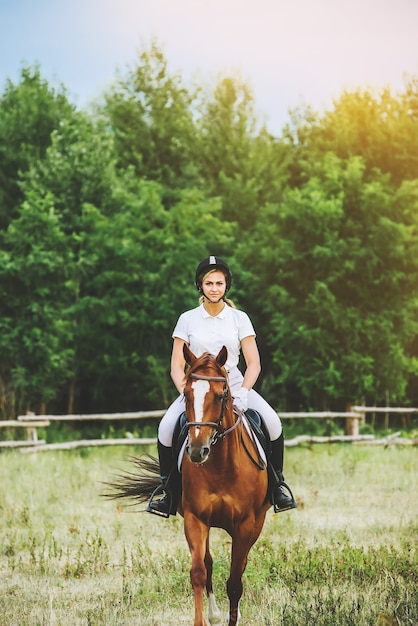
xmin=270 ymin=433 xmax=297 ymax=513
xmin=147 ymin=441 xmax=176 ymax=518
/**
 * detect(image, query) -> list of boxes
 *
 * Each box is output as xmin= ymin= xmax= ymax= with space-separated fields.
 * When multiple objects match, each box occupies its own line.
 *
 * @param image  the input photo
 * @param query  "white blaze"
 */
xmin=191 ymin=379 xmax=210 ymax=426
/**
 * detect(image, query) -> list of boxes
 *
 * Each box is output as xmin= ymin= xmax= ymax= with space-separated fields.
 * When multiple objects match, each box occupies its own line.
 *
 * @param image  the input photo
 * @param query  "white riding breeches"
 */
xmin=158 ymin=366 xmax=282 ymax=447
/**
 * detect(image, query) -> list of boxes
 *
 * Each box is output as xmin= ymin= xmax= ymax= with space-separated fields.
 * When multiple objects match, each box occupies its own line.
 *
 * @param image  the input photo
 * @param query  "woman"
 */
xmin=148 ymin=256 xmax=296 ymax=517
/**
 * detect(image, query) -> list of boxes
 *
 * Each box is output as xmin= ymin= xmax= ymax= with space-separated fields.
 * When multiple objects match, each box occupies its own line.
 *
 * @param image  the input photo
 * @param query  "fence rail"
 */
xmin=352 ymin=406 xmax=417 ymax=413
xmin=17 ymin=411 xmax=165 ymax=422
xmin=0 ymin=405 xmax=415 ymax=451
xmin=16 ymin=410 xmax=361 ymax=422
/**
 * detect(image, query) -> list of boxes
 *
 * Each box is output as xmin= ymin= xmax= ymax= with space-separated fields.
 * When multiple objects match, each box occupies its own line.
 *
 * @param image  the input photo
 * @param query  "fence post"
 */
xmin=345 ymin=404 xmax=359 ymax=436
xmin=26 ymin=411 xmax=38 ymax=442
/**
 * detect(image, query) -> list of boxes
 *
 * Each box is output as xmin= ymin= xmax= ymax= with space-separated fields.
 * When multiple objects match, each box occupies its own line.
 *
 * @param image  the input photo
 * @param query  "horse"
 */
xmin=106 ymin=344 xmax=271 ymax=626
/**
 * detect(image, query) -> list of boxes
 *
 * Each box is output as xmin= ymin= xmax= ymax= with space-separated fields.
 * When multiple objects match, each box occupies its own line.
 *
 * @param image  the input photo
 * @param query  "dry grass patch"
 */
xmin=0 ymin=444 xmax=416 ymax=625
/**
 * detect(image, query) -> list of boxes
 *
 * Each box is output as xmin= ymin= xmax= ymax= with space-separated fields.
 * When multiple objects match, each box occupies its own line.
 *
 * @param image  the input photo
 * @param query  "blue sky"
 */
xmin=1 ymin=0 xmax=417 ymax=134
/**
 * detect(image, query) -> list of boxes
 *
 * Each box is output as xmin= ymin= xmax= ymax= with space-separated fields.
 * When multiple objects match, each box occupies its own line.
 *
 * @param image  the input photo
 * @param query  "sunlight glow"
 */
xmin=1 ymin=0 xmax=417 ymax=132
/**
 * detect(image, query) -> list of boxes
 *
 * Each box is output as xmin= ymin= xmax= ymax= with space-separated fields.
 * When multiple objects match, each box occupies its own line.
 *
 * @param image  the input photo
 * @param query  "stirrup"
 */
xmin=146 ymin=484 xmax=173 ymax=519
xmin=272 ymin=480 xmax=297 ymax=513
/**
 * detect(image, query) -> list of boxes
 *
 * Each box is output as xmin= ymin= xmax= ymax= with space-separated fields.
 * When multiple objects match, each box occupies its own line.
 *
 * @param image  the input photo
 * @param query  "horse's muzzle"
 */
xmin=186 ymin=443 xmax=210 ymax=464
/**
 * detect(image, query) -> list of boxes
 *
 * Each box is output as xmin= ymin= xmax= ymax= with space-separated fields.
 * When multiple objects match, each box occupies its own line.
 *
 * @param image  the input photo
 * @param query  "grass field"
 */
xmin=0 ymin=443 xmax=417 ymax=625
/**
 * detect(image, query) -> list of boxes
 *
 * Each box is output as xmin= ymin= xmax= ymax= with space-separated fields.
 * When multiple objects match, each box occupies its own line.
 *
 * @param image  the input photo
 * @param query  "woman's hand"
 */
xmin=233 ymin=386 xmax=249 ymax=411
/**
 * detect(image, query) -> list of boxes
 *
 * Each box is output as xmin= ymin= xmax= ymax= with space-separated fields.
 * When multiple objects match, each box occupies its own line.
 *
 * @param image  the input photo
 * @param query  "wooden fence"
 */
xmin=0 ymin=405 xmax=415 ymax=452
xmin=0 ymin=419 xmax=50 ymax=448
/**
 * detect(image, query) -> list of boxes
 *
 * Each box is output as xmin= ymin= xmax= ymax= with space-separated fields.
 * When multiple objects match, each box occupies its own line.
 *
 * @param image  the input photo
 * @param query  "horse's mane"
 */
xmin=185 ymin=352 xmax=228 ymax=380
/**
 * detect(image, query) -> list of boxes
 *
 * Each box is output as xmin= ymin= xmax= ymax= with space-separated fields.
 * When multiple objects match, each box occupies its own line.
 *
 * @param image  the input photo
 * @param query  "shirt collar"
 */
xmin=200 ymin=302 xmax=227 ymax=319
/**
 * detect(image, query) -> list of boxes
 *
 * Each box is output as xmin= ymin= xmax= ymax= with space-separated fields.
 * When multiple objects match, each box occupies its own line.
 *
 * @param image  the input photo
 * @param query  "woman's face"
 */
xmin=201 ymin=270 xmax=227 ymax=303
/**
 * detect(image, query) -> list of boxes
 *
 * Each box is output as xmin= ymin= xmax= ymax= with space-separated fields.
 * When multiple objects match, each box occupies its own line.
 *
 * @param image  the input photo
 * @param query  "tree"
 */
xmin=0 ymin=68 xmax=76 ymax=417
xmin=0 ymin=111 xmax=235 ymax=416
xmin=239 ymin=153 xmax=418 ymax=410
xmin=283 ymin=77 xmax=418 ymax=187
xmin=195 ymin=75 xmax=290 ymax=229
xmin=0 ymin=190 xmax=74 ymax=417
xmin=0 ymin=108 xmax=118 ymax=416
xmin=104 ymin=41 xmax=200 ymax=189
xmin=0 ymin=66 xmax=74 ymax=231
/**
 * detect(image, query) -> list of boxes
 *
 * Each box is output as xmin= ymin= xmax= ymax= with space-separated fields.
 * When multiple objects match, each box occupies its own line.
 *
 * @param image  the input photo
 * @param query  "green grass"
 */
xmin=0 ymin=444 xmax=417 ymax=625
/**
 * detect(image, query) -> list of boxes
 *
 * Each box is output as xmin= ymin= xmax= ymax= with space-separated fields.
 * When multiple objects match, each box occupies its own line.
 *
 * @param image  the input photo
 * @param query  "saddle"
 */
xmin=243 ymin=408 xmax=271 ymax=458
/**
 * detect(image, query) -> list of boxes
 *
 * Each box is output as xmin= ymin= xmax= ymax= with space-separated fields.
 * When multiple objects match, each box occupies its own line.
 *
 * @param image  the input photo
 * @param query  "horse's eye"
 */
xmin=217 ymin=394 xmax=224 ymax=403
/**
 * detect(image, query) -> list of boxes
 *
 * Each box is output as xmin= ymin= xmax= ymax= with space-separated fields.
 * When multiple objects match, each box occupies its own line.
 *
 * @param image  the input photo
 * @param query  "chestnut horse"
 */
xmin=181 ymin=344 xmax=270 ymax=626
xmin=107 ymin=344 xmax=270 ymax=626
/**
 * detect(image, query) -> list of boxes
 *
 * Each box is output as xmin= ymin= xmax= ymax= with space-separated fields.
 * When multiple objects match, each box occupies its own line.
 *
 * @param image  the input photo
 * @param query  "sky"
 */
xmin=1 ymin=0 xmax=417 ymax=134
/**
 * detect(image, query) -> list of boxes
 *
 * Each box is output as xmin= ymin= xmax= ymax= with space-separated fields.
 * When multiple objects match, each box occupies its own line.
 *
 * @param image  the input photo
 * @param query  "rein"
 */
xmin=186 ymin=372 xmax=242 ymax=441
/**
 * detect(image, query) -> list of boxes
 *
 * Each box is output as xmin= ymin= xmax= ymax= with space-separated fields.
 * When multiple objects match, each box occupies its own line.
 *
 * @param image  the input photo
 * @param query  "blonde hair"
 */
xmin=198 ymin=269 xmax=236 ymax=308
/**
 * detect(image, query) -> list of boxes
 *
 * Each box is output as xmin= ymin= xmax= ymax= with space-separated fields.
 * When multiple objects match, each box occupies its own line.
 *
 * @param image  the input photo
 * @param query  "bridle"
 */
xmin=185 ymin=372 xmax=242 ymax=442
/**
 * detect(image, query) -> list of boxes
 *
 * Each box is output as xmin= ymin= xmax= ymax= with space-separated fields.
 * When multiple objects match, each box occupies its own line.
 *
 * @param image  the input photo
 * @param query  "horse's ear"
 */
xmin=183 ymin=343 xmax=196 ymax=365
xmin=216 ymin=346 xmax=228 ymax=368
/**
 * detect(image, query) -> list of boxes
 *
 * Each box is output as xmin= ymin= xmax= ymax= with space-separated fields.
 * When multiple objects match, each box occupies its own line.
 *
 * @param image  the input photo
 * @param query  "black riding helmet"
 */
xmin=195 ymin=256 xmax=232 ymax=292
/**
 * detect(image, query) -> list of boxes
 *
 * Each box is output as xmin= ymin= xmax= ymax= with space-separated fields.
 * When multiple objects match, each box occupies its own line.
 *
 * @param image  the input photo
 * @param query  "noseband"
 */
xmin=185 ymin=372 xmax=241 ymax=441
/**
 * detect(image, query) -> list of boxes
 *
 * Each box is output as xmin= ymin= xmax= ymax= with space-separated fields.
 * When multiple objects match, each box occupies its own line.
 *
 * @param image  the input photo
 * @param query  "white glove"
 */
xmin=233 ymin=387 xmax=249 ymax=412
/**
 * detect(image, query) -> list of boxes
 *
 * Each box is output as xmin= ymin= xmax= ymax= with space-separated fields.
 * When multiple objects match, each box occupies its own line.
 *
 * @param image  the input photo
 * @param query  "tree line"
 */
xmin=1 ymin=42 xmax=417 ymax=419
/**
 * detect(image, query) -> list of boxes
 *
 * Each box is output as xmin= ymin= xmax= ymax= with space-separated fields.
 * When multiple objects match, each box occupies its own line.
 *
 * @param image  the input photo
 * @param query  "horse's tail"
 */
xmin=102 ymin=454 xmax=161 ymax=505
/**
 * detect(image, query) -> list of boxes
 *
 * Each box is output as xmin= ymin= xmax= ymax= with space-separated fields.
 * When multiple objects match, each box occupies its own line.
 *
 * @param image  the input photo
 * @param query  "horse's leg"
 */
xmin=226 ymin=516 xmax=267 ymax=626
xmin=204 ymin=537 xmax=223 ymax=625
xmin=184 ymin=513 xmax=211 ymax=626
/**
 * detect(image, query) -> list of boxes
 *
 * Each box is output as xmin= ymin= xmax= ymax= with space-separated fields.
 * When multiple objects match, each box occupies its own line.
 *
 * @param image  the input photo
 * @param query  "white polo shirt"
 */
xmin=172 ymin=303 xmax=256 ymax=372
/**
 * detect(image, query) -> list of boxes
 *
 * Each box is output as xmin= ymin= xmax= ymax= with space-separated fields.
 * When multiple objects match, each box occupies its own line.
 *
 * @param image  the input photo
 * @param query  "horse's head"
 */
xmin=183 ymin=344 xmax=230 ymax=464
